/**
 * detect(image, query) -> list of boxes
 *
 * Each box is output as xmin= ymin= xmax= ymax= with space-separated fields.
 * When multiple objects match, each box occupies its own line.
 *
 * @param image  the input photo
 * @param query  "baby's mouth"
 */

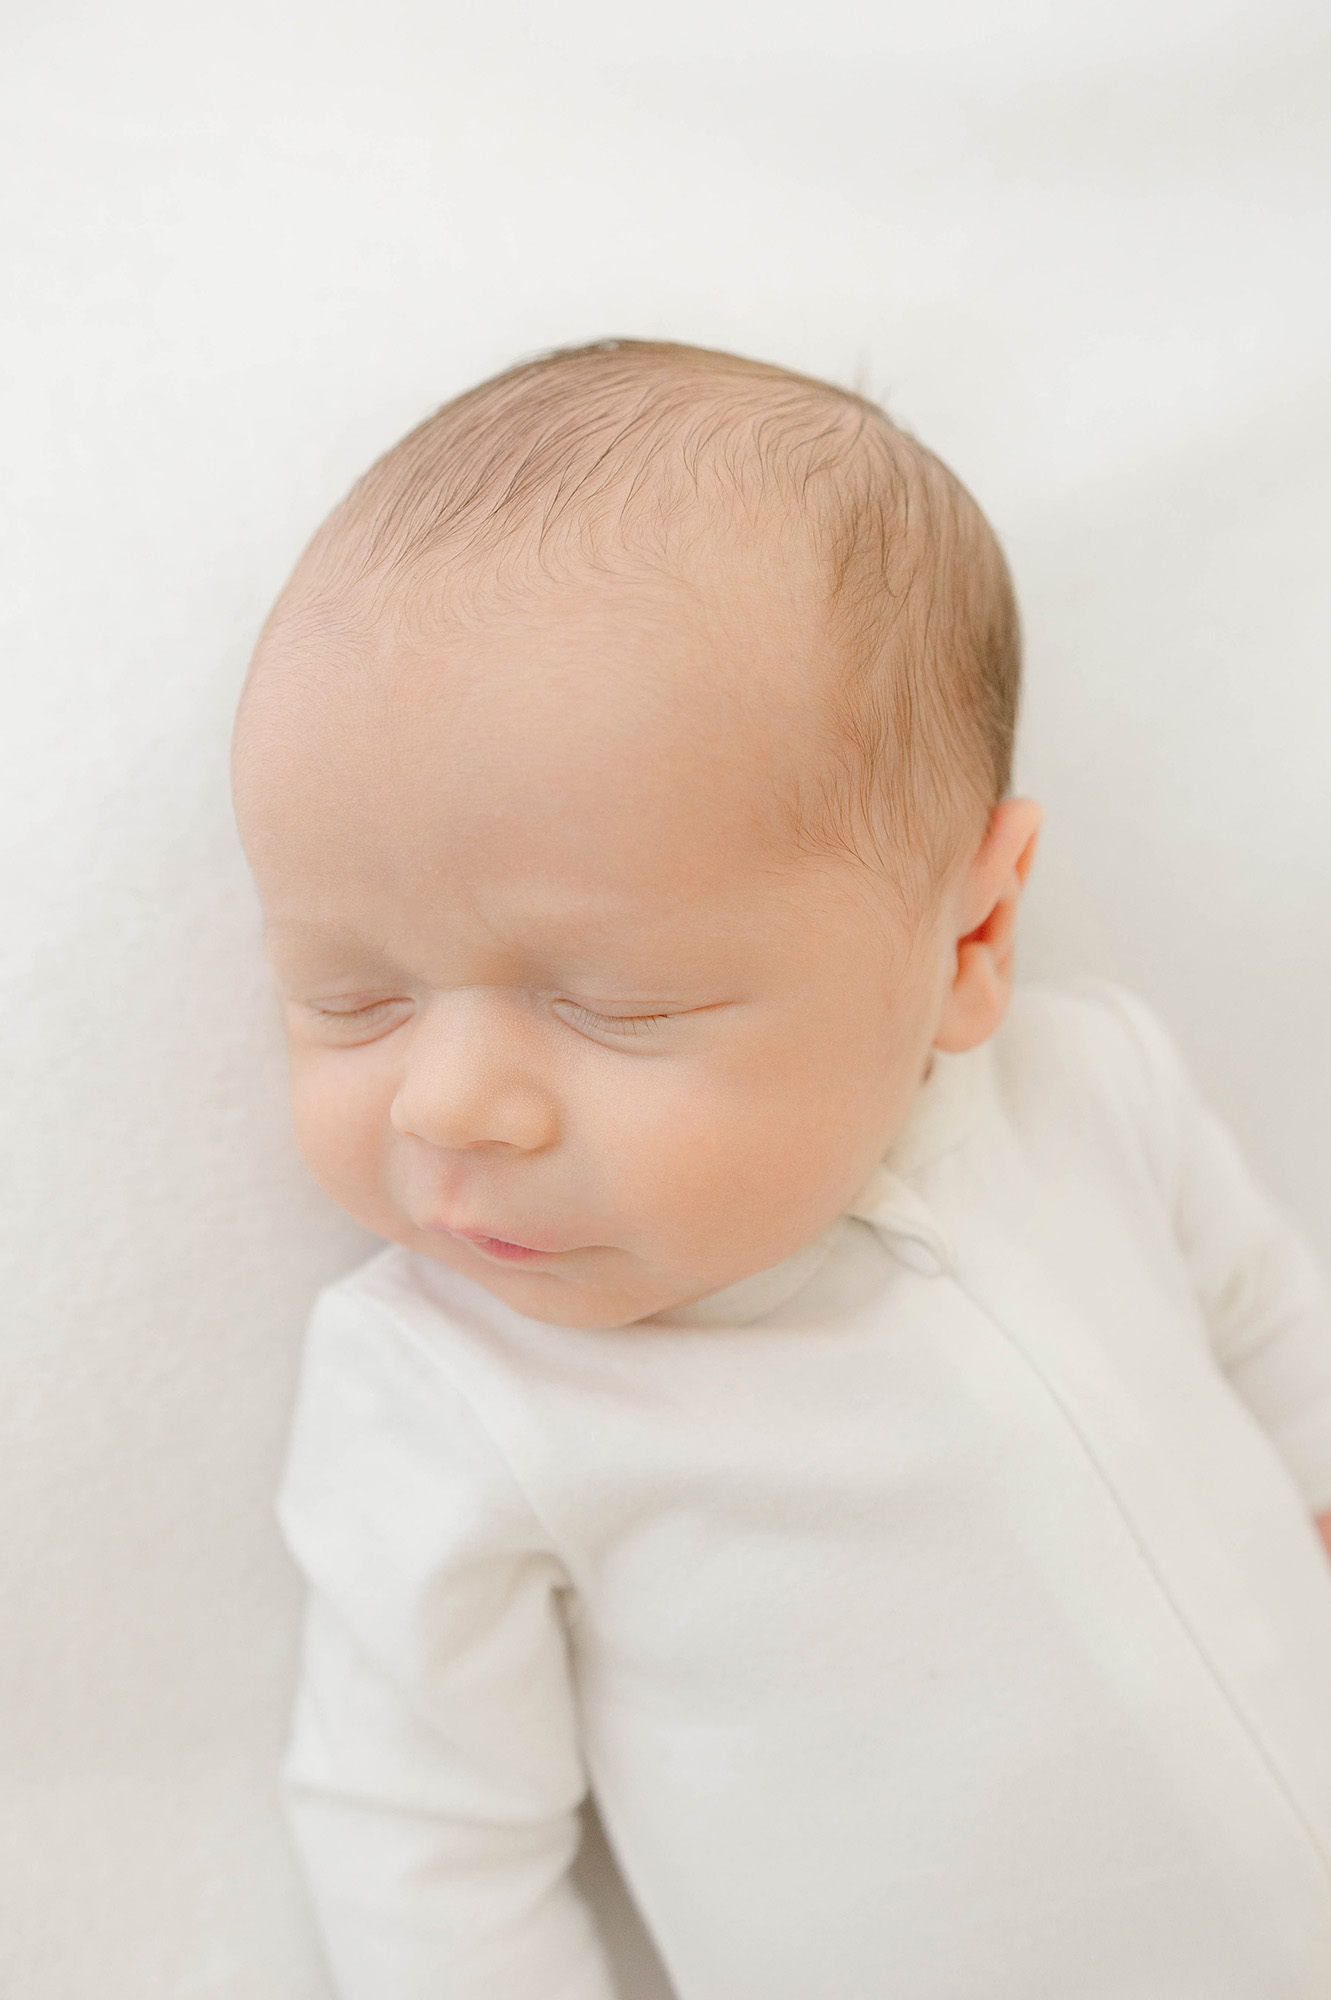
xmin=434 ymin=1223 xmax=574 ymax=1263
xmin=458 ymin=1232 xmax=552 ymax=1263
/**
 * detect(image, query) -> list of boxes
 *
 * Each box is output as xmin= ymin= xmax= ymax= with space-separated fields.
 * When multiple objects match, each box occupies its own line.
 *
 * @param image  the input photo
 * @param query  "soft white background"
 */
xmin=2 ymin=0 xmax=1328 ymax=1992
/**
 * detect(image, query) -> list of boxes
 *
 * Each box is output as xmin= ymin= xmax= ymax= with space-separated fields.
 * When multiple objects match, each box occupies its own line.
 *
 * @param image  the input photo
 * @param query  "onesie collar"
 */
xmin=881 ymin=1038 xmax=990 ymax=1181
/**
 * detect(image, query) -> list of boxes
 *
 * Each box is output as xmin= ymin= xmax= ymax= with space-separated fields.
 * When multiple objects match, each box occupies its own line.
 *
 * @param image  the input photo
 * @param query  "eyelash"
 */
xmin=552 ymin=1001 xmax=673 ymax=1039
xmin=306 ymin=998 xmax=674 ymax=1042
xmin=309 ymin=999 xmax=409 ymax=1037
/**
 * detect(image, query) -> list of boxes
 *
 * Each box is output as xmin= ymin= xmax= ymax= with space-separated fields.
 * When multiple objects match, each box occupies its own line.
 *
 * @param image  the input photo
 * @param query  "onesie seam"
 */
xmin=951 ymin=1269 xmax=1331 ymax=1893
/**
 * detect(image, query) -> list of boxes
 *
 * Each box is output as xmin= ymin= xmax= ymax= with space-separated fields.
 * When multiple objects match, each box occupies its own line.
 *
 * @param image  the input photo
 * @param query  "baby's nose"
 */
xmin=389 ymin=990 xmax=558 ymax=1153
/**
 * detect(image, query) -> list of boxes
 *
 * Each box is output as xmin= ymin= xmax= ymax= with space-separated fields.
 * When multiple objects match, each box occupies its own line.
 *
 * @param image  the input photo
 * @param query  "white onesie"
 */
xmin=277 ymin=980 xmax=1331 ymax=1999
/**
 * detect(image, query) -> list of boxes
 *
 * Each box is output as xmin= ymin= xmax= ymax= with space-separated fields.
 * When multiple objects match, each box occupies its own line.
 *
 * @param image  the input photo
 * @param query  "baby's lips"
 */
xmin=432 ymin=1221 xmax=578 ymax=1260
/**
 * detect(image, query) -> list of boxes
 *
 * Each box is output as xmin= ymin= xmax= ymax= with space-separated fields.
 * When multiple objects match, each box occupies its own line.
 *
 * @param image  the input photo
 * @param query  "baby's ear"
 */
xmin=932 ymin=798 xmax=1043 ymax=1054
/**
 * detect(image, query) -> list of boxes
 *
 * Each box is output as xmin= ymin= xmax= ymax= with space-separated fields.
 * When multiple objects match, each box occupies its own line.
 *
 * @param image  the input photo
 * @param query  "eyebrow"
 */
xmin=262 ymin=915 xmax=390 ymax=948
xmin=258 ymin=903 xmax=755 ymax=997
xmin=260 ymin=918 xmax=408 ymax=973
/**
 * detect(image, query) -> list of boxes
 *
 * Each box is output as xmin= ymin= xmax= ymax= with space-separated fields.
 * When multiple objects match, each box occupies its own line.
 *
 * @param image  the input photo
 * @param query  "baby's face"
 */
xmin=234 ymin=559 xmax=963 ymax=1328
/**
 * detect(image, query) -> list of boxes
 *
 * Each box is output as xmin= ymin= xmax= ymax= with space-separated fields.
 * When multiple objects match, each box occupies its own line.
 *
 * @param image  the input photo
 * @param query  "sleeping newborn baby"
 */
xmin=231 ymin=340 xmax=1331 ymax=1999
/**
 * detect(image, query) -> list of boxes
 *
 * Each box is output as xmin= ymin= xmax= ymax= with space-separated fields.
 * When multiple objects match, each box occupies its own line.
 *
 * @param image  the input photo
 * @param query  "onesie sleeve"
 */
xmin=1096 ymin=983 xmax=1331 ymax=1515
xmin=276 ymin=1278 xmax=618 ymax=2000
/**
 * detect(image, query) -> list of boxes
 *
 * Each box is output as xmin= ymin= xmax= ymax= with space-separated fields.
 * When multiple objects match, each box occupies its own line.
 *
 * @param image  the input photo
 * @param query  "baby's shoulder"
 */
xmin=305 ymin=1237 xmax=524 ymax=1385
xmin=990 ymin=977 xmax=1193 ymax=1183
xmin=281 ymin=1246 xmax=558 ymax=1569
xmin=1000 ymin=975 xmax=1179 ymax=1082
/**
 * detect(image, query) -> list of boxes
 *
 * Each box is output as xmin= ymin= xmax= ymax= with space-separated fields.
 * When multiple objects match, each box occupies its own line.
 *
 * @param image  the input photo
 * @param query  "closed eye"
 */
xmin=301 ymin=997 xmax=414 ymax=1043
xmin=551 ymin=1000 xmax=675 ymax=1041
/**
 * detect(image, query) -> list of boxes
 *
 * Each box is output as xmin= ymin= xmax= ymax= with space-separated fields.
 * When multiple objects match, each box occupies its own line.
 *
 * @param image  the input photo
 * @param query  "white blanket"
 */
xmin=1 ymin=2 xmax=1328 ymax=1994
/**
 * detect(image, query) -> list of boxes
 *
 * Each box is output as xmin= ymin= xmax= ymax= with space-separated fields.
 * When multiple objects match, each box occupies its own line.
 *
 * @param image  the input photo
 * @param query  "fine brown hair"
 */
xmin=266 ymin=339 xmax=1021 ymax=899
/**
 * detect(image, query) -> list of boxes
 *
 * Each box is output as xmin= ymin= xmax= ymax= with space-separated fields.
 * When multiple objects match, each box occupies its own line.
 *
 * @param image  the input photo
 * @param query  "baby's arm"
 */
xmin=277 ymin=1284 xmax=617 ymax=2000
xmin=1098 ymin=985 xmax=1331 ymax=1528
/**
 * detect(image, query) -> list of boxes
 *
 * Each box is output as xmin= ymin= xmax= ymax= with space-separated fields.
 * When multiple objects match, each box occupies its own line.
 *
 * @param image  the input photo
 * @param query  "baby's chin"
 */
xmin=410 ymin=1231 xmax=703 ymax=1330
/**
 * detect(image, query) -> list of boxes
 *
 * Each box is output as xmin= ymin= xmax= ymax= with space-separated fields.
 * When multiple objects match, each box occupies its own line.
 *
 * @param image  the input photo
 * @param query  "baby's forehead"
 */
xmin=239 ymin=518 xmax=918 ymax=930
xmin=238 ymin=572 xmax=897 ymax=991
xmin=249 ymin=551 xmax=837 ymax=830
xmin=232 ymin=568 xmax=936 ymax=1010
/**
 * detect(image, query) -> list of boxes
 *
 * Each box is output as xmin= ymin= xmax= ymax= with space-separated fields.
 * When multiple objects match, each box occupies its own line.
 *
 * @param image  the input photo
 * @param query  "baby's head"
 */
xmin=232 ymin=341 xmax=1040 ymax=1328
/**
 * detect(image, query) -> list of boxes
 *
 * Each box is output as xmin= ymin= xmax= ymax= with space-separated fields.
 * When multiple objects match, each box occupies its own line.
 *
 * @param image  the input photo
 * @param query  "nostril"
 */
xmin=389 ymin=1068 xmax=558 ymax=1155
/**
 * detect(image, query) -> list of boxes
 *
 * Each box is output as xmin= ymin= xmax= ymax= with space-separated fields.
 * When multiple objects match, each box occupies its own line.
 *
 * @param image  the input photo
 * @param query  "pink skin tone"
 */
xmin=232 ymin=560 xmax=1331 ymax=1551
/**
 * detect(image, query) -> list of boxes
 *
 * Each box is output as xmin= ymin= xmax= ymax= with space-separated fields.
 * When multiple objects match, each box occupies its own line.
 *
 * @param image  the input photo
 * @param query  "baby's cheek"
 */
xmin=600 ymin=1065 xmax=822 ymax=1260
xmin=288 ymin=1050 xmax=392 ymax=1217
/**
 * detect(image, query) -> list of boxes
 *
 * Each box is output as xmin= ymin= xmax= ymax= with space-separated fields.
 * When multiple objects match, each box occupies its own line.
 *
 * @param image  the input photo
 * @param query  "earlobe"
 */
xmin=933 ymin=940 xmax=1004 ymax=1054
